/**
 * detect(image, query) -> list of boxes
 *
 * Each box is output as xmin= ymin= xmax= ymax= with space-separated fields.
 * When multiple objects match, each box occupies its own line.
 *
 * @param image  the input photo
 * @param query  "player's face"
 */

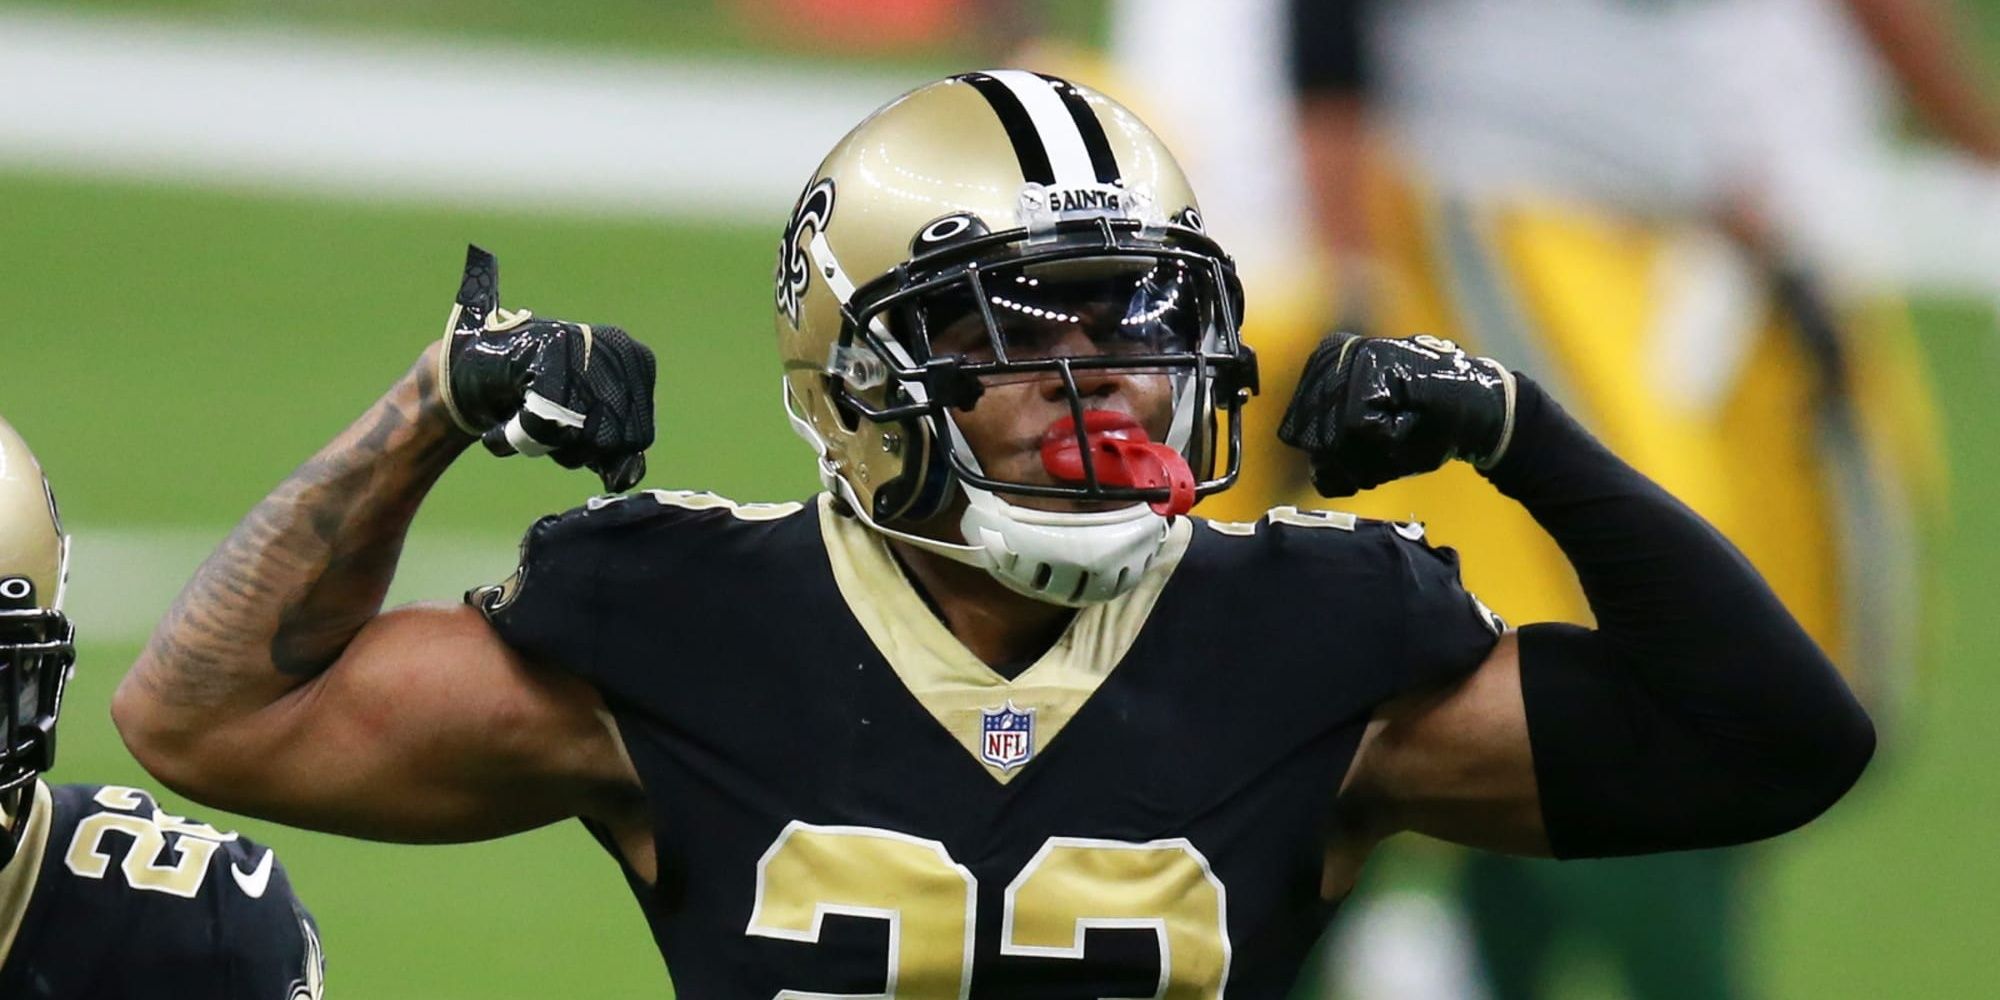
xmin=927 ymin=327 xmax=1176 ymax=514
xmin=908 ymin=255 xmax=1202 ymax=513
xmin=945 ymin=355 xmax=1175 ymax=514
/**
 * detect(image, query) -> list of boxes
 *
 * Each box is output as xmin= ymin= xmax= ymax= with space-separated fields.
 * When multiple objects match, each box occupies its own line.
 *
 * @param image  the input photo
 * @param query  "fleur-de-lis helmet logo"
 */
xmin=775 ymin=178 xmax=836 ymax=328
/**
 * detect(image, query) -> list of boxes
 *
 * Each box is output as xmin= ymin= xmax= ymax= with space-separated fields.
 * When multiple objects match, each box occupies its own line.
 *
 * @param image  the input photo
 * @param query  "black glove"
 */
xmin=1278 ymin=332 xmax=1515 ymax=497
xmin=437 ymin=245 xmax=655 ymax=492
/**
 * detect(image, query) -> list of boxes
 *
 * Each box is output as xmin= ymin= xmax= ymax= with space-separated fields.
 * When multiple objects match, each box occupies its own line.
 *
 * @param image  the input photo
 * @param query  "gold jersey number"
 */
xmin=63 ymin=786 xmax=239 ymax=899
xmin=747 ymin=821 xmax=1231 ymax=999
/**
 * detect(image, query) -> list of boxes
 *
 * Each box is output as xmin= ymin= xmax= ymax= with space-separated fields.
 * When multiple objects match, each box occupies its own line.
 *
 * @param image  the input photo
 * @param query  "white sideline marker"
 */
xmin=0 ymin=9 xmax=917 ymax=221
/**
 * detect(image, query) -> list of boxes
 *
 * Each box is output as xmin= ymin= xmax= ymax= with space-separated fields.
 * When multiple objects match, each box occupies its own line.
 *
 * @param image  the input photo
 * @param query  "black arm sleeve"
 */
xmin=1483 ymin=376 xmax=1876 ymax=858
xmin=1288 ymin=0 xmax=1376 ymax=97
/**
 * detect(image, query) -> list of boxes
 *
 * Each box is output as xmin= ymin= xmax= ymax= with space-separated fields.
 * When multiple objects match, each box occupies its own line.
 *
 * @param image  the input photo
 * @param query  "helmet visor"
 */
xmin=0 ymin=609 xmax=72 ymax=793
xmin=876 ymin=252 xmax=1245 ymax=510
xmin=833 ymin=224 xmax=1256 ymax=516
xmin=901 ymin=254 xmax=1219 ymax=372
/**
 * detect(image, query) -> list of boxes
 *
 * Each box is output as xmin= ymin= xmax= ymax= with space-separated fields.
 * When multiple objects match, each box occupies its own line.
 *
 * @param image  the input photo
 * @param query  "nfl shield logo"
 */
xmin=980 ymin=702 xmax=1036 ymax=772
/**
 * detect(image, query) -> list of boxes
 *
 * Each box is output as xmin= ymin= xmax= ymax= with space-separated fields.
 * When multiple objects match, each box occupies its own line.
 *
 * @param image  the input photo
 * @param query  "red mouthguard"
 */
xmin=1040 ymin=410 xmax=1195 ymax=517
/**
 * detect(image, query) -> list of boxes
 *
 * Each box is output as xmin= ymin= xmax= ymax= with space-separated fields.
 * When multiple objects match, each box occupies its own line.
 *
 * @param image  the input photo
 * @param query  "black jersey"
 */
xmin=0 ymin=782 xmax=323 ymax=1000
xmin=477 ymin=490 xmax=1500 ymax=998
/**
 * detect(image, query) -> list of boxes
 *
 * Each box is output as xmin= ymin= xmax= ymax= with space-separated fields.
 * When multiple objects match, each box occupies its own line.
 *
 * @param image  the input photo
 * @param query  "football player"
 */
xmin=0 ymin=417 xmax=324 ymax=999
xmin=112 ymin=74 xmax=1871 ymax=997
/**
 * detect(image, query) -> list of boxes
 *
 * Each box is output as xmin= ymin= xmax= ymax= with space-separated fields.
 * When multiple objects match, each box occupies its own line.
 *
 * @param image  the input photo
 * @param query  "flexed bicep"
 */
xmin=113 ymin=245 xmax=658 ymax=841
xmin=1348 ymin=375 xmax=1872 ymax=861
xmin=1343 ymin=632 xmax=1547 ymax=857
xmin=162 ymin=602 xmax=635 ymax=843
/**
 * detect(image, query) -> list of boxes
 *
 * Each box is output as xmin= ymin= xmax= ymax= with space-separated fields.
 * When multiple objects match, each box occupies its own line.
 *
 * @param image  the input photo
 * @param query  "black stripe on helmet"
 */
xmin=1035 ymin=73 xmax=1121 ymax=184
xmin=956 ymin=72 xmax=1057 ymax=186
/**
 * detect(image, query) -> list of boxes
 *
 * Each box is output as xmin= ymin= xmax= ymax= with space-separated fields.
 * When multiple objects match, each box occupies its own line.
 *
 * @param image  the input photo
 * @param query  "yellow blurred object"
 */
xmin=1208 ymin=163 xmax=1945 ymax=687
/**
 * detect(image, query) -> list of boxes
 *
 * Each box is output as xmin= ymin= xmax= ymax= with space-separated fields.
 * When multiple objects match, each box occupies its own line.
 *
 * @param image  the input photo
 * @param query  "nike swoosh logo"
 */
xmin=231 ymin=850 xmax=274 ymax=898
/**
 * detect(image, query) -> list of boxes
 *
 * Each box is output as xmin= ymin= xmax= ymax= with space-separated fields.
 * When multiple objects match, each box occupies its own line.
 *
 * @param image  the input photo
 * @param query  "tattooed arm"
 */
xmin=114 ymin=249 xmax=657 ymax=843
xmin=112 ymin=344 xmax=634 ymax=842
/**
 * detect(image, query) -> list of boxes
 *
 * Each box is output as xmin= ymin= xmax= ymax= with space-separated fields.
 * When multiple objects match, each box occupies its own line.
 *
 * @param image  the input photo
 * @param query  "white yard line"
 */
xmin=65 ymin=526 xmax=519 ymax=645
xmin=0 ymin=8 xmax=920 ymax=221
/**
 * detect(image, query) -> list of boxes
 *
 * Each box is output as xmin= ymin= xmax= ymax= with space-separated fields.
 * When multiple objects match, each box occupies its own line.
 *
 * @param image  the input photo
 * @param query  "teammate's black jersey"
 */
xmin=0 ymin=782 xmax=323 ymax=999
xmin=477 ymin=491 xmax=1501 ymax=998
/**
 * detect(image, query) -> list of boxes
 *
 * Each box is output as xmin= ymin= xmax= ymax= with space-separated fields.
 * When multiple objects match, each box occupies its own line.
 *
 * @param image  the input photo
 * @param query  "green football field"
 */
xmin=4 ymin=165 xmax=1998 ymax=998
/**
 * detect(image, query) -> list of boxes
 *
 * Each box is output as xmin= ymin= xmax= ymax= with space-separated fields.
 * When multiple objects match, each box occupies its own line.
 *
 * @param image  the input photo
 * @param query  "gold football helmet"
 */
xmin=777 ymin=72 xmax=1257 ymax=605
xmin=0 ymin=416 xmax=73 ymax=801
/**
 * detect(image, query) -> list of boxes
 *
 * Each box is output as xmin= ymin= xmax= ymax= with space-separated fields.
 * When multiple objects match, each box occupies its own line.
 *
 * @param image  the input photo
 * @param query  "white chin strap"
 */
xmin=784 ymin=384 xmax=1172 ymax=608
xmin=955 ymin=483 xmax=1171 ymax=606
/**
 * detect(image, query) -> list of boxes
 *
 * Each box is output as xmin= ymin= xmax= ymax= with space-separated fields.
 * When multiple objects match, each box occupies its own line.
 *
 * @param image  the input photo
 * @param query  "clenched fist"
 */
xmin=1278 ymin=332 xmax=1516 ymax=498
xmin=437 ymin=245 xmax=655 ymax=492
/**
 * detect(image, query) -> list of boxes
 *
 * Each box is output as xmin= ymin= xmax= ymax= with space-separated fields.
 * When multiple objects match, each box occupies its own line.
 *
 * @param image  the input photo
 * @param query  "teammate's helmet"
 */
xmin=778 ymin=72 xmax=1257 ymax=605
xmin=0 ymin=417 xmax=73 ymax=798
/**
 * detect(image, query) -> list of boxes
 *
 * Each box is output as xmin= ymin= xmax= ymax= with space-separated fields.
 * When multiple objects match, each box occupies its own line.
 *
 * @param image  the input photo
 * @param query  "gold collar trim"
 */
xmin=818 ymin=495 xmax=1191 ymax=783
